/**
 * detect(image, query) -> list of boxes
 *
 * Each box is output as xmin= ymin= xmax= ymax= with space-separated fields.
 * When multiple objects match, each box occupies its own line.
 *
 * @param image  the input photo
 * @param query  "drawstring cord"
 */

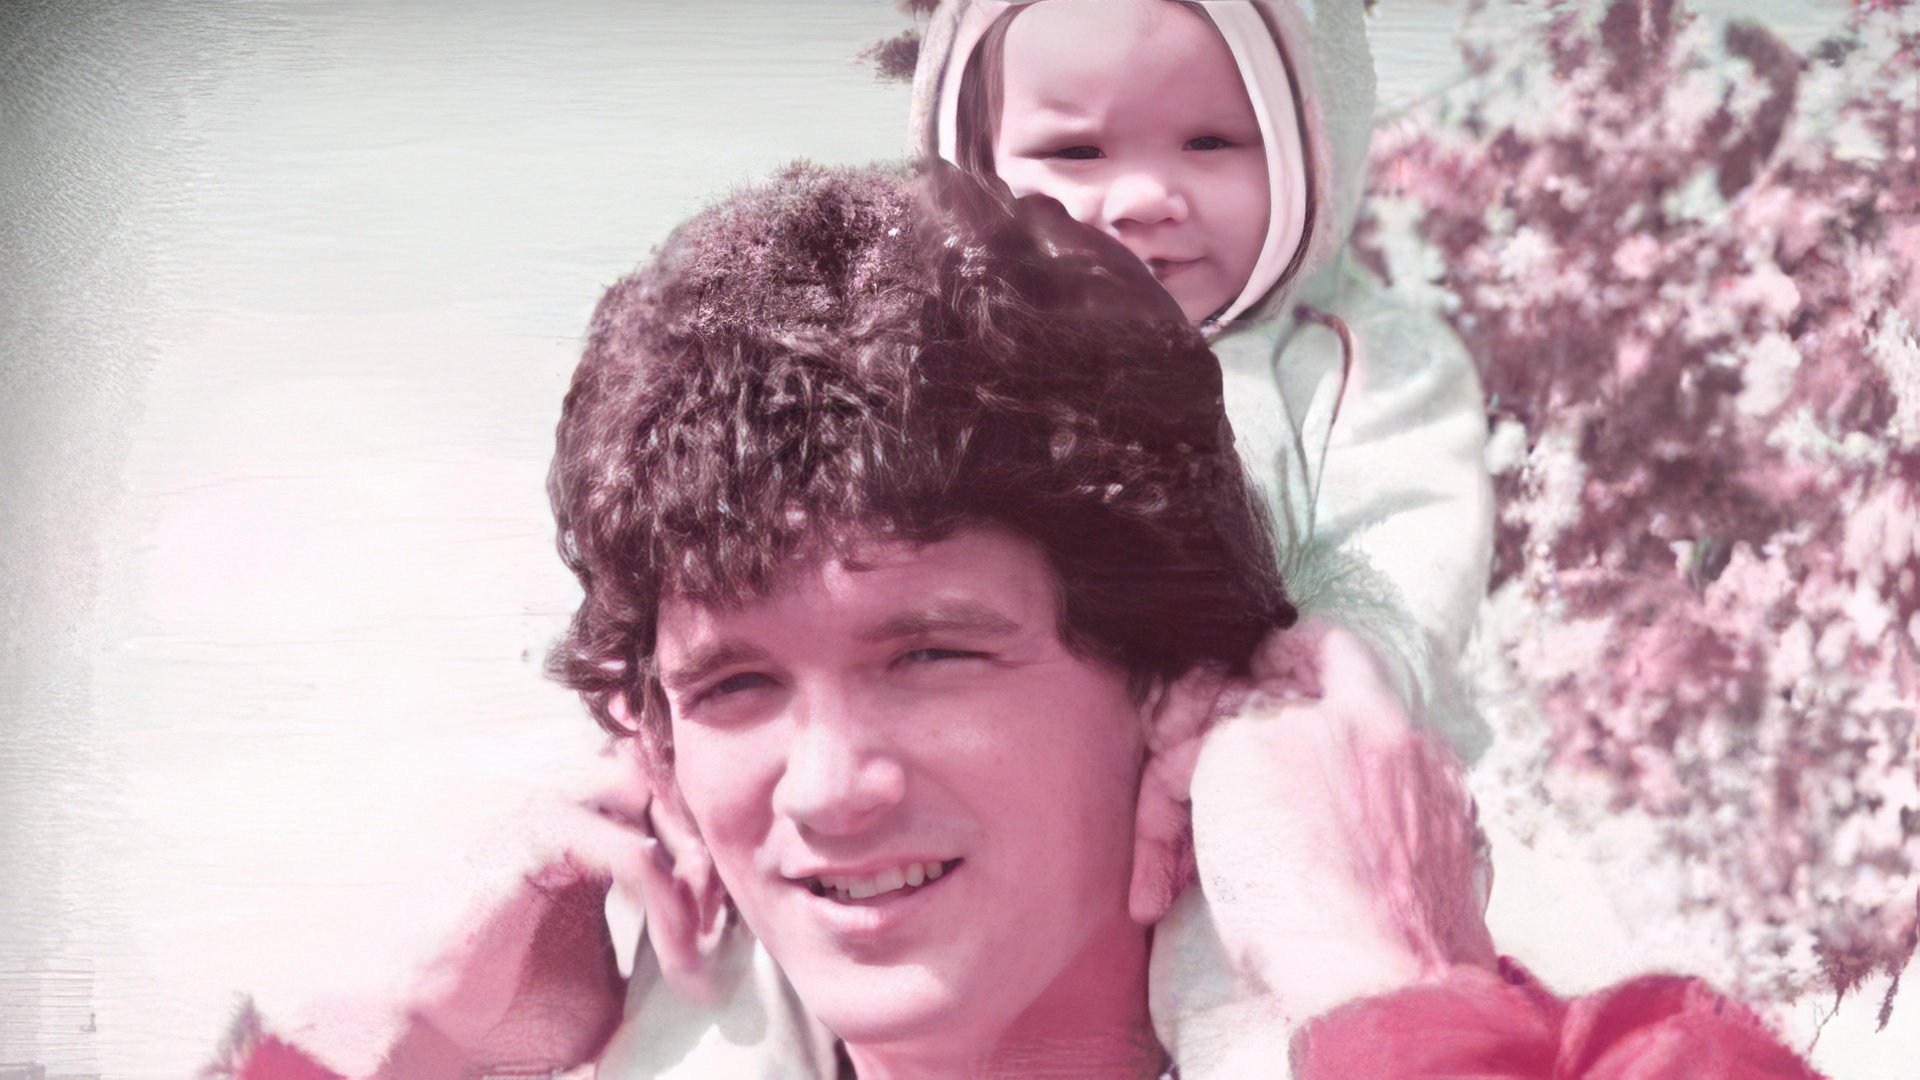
xmin=1275 ymin=303 xmax=1354 ymax=542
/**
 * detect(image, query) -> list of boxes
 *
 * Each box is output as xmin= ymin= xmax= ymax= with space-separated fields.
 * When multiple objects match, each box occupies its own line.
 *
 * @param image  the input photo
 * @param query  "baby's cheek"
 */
xmin=1216 ymin=169 xmax=1269 ymax=228
xmin=997 ymin=164 xmax=1101 ymax=228
xmin=1054 ymin=185 xmax=1113 ymax=232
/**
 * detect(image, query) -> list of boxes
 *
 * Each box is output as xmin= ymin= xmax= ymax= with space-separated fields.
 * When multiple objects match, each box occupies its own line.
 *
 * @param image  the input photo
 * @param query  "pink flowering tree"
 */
xmin=1364 ymin=0 xmax=1919 ymax=1014
xmin=861 ymin=0 xmax=939 ymax=82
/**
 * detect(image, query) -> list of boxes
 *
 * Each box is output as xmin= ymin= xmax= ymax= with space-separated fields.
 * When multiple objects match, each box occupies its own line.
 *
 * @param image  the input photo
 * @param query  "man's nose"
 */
xmin=1103 ymin=170 xmax=1188 ymax=230
xmin=771 ymin=691 xmax=905 ymax=838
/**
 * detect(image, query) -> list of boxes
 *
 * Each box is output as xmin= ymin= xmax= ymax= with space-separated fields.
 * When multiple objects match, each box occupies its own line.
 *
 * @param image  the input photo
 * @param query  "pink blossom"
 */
xmin=1365 ymin=0 xmax=1920 ymax=1009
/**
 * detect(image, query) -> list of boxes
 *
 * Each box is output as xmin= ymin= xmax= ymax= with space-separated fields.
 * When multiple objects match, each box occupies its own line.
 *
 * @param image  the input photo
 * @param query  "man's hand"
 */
xmin=1141 ymin=623 xmax=1496 ymax=1028
xmin=366 ymin=747 xmax=658 ymax=1078
xmin=1129 ymin=664 xmax=1233 ymax=926
xmin=259 ymin=741 xmax=733 ymax=1080
xmin=288 ymin=737 xmax=721 ymax=1076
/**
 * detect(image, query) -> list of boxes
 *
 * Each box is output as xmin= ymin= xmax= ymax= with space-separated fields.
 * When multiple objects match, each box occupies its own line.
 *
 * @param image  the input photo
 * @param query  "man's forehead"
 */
xmin=655 ymin=526 xmax=1058 ymax=650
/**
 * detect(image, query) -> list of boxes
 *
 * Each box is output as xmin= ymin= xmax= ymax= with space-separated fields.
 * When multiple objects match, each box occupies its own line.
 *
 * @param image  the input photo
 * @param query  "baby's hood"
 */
xmin=907 ymin=0 xmax=1378 ymax=324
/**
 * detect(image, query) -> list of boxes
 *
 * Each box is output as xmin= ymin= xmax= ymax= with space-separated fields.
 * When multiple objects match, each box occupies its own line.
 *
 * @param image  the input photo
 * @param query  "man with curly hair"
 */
xmin=544 ymin=161 xmax=1296 ymax=1077
xmin=223 ymin=162 xmax=1822 ymax=1079
xmin=218 ymin=161 xmax=1304 ymax=1078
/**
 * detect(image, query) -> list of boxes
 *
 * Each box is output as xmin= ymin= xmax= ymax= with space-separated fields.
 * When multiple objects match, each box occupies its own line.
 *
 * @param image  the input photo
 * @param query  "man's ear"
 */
xmin=605 ymin=687 xmax=643 ymax=737
xmin=1128 ymin=665 xmax=1229 ymax=925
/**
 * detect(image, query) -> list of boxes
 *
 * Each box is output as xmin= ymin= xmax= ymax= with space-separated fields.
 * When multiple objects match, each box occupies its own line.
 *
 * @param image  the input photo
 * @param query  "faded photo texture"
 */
xmin=1 ymin=1 xmax=1913 ymax=1076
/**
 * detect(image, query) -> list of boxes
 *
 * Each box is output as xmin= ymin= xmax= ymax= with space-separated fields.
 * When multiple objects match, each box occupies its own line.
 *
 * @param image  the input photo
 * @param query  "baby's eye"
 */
xmin=1048 ymin=145 xmax=1105 ymax=161
xmin=1186 ymin=135 xmax=1235 ymax=152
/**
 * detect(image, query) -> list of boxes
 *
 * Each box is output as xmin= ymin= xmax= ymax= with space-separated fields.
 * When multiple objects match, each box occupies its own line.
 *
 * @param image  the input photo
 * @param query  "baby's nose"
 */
xmin=1104 ymin=171 xmax=1188 ymax=229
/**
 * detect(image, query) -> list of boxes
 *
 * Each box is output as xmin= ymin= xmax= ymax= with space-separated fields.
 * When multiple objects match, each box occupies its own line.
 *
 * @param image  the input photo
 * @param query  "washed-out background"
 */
xmin=0 ymin=1 xmax=1908 ymax=1076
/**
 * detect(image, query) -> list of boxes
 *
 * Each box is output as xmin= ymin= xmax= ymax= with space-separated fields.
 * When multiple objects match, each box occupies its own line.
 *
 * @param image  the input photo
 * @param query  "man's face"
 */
xmin=991 ymin=0 xmax=1271 ymax=323
xmin=656 ymin=526 xmax=1151 ymax=1047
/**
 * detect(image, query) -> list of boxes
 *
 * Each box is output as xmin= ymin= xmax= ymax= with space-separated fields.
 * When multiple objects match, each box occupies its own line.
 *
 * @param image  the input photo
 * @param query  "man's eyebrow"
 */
xmin=863 ymin=604 xmax=1024 ymax=643
xmin=658 ymin=640 xmax=769 ymax=693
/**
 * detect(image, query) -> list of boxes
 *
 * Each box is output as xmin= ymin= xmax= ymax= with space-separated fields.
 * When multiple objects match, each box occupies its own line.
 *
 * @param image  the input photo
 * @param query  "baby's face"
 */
xmin=992 ymin=0 xmax=1270 ymax=323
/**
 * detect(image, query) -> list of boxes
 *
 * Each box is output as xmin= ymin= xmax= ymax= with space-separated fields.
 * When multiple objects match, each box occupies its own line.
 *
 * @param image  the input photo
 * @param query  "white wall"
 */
xmin=2 ymin=2 xmax=1901 ymax=1076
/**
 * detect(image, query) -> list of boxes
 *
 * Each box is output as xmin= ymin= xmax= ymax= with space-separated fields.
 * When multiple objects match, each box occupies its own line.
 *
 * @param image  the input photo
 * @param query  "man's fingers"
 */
xmin=525 ymin=770 xmax=731 ymax=1003
xmin=1148 ymin=664 xmax=1226 ymax=754
xmin=569 ymin=744 xmax=654 ymax=827
xmin=1145 ymin=730 xmax=1206 ymax=803
xmin=576 ymin=805 xmax=660 ymax=883
xmin=1248 ymin=621 xmax=1328 ymax=697
xmin=1129 ymin=792 xmax=1194 ymax=924
xmin=646 ymin=785 xmax=706 ymax=861
xmin=1133 ymin=705 xmax=1206 ymax=924
xmin=634 ymin=830 xmax=731 ymax=1002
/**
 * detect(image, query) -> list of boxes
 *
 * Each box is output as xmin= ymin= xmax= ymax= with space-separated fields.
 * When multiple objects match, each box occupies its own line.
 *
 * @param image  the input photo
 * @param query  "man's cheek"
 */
xmin=668 ymin=754 xmax=752 ymax=865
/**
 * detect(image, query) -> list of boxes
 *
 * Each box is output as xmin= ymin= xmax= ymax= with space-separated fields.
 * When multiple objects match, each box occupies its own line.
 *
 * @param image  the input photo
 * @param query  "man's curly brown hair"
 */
xmin=548 ymin=161 xmax=1293 ymax=767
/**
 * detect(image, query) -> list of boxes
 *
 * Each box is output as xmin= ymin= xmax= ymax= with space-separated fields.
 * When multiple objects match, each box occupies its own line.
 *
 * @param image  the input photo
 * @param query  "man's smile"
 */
xmin=798 ymin=858 xmax=964 ymax=903
xmin=790 ymin=855 xmax=969 ymax=951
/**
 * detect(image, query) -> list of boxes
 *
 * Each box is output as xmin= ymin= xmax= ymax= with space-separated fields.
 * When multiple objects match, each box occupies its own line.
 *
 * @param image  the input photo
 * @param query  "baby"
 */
xmin=921 ymin=4 xmax=1506 ymax=1058
xmin=943 ymin=0 xmax=1310 ymax=329
xmin=915 ymin=0 xmax=1497 ymax=757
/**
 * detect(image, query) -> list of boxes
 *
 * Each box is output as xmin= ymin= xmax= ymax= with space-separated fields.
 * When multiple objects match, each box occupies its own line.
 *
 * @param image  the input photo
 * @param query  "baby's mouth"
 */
xmin=805 ymin=859 xmax=961 ymax=903
xmin=1147 ymin=257 xmax=1200 ymax=280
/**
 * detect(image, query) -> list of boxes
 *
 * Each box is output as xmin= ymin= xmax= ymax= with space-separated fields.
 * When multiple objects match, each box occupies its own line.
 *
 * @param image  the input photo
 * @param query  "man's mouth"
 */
xmin=804 ymin=859 xmax=962 ymax=903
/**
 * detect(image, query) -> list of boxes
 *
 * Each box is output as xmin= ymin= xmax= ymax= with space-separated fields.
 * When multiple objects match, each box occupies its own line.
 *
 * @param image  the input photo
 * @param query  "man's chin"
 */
xmin=789 ymin=964 xmax=975 ymax=1046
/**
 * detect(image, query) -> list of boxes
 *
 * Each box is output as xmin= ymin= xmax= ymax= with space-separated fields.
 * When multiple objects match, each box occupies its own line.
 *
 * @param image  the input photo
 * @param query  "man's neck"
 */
xmin=841 ymin=920 xmax=1164 ymax=1079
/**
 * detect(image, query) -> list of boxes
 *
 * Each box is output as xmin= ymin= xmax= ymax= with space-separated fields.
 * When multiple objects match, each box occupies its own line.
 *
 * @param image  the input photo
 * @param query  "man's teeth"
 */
xmin=812 ymin=860 xmax=950 ymax=901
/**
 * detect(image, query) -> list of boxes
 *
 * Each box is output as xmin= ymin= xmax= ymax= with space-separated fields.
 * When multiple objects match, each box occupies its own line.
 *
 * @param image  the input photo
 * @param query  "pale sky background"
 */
xmin=1 ymin=1 xmax=1907 ymax=1076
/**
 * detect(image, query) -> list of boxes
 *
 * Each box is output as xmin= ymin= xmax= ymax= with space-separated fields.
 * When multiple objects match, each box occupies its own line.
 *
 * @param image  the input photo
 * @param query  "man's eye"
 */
xmin=699 ymin=672 xmax=774 ymax=701
xmin=898 ymin=647 xmax=988 ymax=665
xmin=1048 ymin=145 xmax=1104 ymax=161
xmin=1186 ymin=135 xmax=1234 ymax=151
